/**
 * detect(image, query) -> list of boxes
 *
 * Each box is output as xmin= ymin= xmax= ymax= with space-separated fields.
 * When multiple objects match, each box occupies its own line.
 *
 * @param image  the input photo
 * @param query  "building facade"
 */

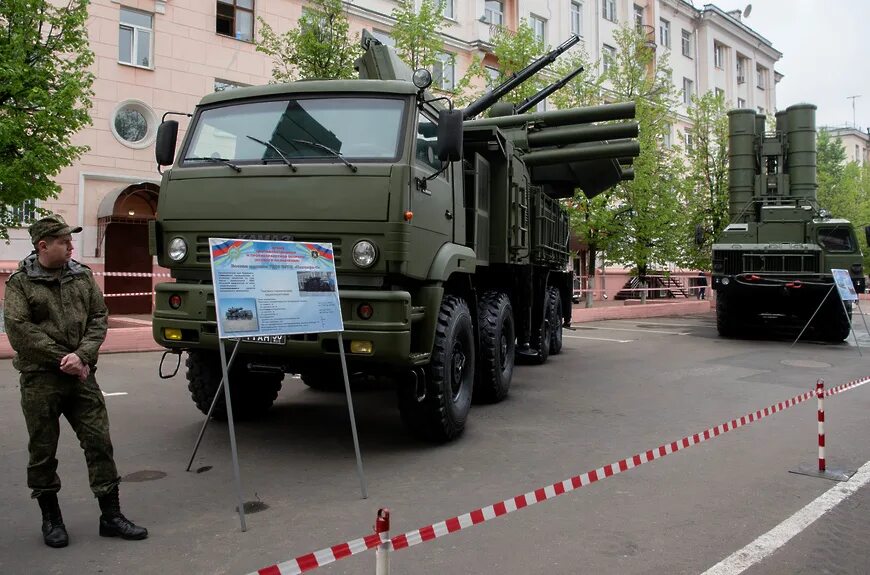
xmin=822 ymin=126 xmax=870 ymax=166
xmin=1 ymin=0 xmax=780 ymax=311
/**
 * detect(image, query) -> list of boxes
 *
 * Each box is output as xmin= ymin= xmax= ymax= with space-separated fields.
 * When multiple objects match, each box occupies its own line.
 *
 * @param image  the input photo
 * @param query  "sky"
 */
xmin=708 ymin=0 xmax=869 ymax=130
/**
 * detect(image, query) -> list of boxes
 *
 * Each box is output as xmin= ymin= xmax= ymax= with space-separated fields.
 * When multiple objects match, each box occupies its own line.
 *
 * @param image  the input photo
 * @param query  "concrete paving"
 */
xmin=1 ymin=312 xmax=868 ymax=575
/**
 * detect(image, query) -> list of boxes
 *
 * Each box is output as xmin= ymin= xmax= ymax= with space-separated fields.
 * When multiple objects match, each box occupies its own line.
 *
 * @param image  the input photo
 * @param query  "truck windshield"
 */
xmin=183 ymin=96 xmax=405 ymax=165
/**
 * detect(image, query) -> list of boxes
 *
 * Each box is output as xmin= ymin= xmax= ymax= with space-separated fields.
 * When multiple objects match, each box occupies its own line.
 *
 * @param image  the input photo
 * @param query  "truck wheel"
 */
xmin=398 ymin=295 xmax=475 ymax=442
xmin=815 ymin=300 xmax=852 ymax=342
xmin=300 ymin=369 xmax=345 ymax=392
xmin=474 ymin=291 xmax=515 ymax=404
xmin=529 ymin=311 xmax=551 ymax=365
xmin=186 ymin=351 xmax=283 ymax=420
xmin=548 ymin=287 xmax=563 ymax=355
xmin=716 ymin=291 xmax=739 ymax=337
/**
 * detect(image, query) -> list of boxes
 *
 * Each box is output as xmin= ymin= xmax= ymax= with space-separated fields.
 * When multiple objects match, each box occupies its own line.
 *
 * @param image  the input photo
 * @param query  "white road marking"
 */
xmin=563 ymin=335 xmax=633 ymax=343
xmin=101 ymin=392 xmax=128 ymax=397
xmin=577 ymin=326 xmax=691 ymax=336
xmin=700 ymin=459 xmax=870 ymax=575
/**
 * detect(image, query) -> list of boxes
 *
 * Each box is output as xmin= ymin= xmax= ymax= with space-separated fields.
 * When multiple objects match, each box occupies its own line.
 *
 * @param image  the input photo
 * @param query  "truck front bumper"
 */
xmin=152 ymin=282 xmax=428 ymax=368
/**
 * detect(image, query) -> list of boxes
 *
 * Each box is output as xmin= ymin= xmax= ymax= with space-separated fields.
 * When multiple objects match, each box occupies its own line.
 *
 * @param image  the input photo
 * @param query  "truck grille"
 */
xmin=715 ymin=250 xmax=819 ymax=275
xmin=195 ymin=235 xmax=342 ymax=266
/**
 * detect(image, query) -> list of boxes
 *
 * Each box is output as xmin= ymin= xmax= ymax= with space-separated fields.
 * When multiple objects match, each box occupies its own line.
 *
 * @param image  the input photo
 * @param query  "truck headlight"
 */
xmin=168 ymin=237 xmax=188 ymax=262
xmin=352 ymin=240 xmax=378 ymax=268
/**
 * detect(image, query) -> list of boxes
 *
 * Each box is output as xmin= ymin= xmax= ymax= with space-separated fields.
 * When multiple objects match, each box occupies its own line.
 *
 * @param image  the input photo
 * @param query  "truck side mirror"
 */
xmin=437 ymin=109 xmax=463 ymax=162
xmin=155 ymin=120 xmax=179 ymax=166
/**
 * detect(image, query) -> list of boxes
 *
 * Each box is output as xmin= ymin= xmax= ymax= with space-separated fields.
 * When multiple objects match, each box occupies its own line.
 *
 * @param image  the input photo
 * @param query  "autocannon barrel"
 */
xmin=526 ymin=122 xmax=639 ymax=148
xmin=461 ymin=35 xmax=580 ymax=120
xmin=515 ymin=65 xmax=585 ymax=114
xmin=522 ymin=141 xmax=640 ymax=166
xmin=464 ymin=102 xmax=636 ymax=129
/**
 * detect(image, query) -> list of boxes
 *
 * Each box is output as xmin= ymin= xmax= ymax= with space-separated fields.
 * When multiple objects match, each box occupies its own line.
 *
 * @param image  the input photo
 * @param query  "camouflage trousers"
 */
xmin=19 ymin=371 xmax=120 ymax=499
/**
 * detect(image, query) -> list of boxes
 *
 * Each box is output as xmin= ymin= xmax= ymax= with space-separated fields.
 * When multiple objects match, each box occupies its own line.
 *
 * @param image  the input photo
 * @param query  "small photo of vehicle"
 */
xmin=297 ymin=271 xmax=337 ymax=293
xmin=219 ymin=298 xmax=259 ymax=333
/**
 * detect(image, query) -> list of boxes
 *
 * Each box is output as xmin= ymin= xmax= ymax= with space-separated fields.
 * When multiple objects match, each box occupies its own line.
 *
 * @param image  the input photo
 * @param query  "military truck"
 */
xmin=712 ymin=104 xmax=865 ymax=341
xmin=225 ymin=307 xmax=253 ymax=320
xmin=150 ymin=33 xmax=638 ymax=441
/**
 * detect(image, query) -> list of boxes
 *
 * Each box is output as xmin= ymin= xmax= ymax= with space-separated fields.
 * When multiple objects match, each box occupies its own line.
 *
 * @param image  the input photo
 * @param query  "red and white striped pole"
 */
xmin=816 ymin=379 xmax=825 ymax=472
xmin=374 ymin=508 xmax=390 ymax=575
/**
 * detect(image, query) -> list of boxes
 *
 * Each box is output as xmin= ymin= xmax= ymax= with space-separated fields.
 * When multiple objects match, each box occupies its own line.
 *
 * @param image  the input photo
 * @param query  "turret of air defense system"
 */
xmin=711 ymin=103 xmax=865 ymax=341
xmin=149 ymin=31 xmax=640 ymax=441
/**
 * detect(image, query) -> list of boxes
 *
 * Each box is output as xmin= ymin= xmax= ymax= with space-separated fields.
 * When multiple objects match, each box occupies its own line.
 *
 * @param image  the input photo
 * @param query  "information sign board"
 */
xmin=831 ymin=268 xmax=859 ymax=302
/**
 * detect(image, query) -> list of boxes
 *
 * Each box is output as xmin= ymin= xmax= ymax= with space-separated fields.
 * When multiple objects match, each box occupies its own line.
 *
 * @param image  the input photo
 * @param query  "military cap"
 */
xmin=29 ymin=214 xmax=83 ymax=243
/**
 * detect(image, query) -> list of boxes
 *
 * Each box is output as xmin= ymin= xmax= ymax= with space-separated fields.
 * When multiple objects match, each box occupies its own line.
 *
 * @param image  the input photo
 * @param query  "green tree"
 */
xmin=598 ymin=26 xmax=686 ymax=281
xmin=256 ymin=0 xmax=359 ymax=82
xmin=683 ymin=90 xmax=729 ymax=269
xmin=549 ymin=49 xmax=602 ymax=110
xmin=816 ymin=130 xmax=847 ymax=211
xmin=455 ymin=21 xmax=546 ymax=108
xmin=390 ymin=0 xmax=451 ymax=72
xmin=0 ymin=0 xmax=94 ymax=239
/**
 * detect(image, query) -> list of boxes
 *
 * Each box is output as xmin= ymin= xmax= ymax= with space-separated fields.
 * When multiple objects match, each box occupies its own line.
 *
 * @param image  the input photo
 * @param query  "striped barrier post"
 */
xmin=374 ymin=508 xmax=390 ymax=575
xmin=817 ymin=380 xmax=825 ymax=472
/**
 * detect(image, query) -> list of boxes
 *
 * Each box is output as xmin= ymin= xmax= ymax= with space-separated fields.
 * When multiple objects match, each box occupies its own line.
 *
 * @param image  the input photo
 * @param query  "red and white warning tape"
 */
xmin=103 ymin=291 xmax=155 ymax=298
xmin=248 ymin=375 xmax=870 ymax=575
xmin=0 ymin=268 xmax=171 ymax=278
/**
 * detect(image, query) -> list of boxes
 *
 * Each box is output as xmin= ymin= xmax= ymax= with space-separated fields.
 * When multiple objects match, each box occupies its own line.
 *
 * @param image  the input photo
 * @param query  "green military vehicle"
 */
xmin=150 ymin=33 xmax=638 ymax=441
xmin=712 ymin=104 xmax=865 ymax=341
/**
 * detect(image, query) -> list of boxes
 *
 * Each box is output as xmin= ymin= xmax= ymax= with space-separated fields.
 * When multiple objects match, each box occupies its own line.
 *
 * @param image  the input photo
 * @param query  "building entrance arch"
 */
xmin=97 ymin=183 xmax=159 ymax=315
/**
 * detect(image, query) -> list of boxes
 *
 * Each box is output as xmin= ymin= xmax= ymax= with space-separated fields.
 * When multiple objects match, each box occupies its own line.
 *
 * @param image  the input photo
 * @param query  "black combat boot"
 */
xmin=36 ymin=493 xmax=69 ymax=548
xmin=97 ymin=487 xmax=148 ymax=540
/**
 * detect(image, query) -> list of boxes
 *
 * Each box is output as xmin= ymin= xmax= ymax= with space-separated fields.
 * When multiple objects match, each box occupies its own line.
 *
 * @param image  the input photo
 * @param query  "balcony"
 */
xmin=637 ymin=24 xmax=656 ymax=49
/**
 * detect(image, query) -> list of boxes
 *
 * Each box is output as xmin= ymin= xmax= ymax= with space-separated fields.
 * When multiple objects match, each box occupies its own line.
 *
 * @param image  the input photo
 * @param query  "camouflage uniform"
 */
xmin=5 ymin=252 xmax=120 ymax=499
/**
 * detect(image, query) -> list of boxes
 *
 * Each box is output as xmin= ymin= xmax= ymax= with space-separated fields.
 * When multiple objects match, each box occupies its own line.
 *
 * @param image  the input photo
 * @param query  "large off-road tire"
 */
xmin=300 ymin=368 xmax=346 ymax=392
xmin=814 ymin=299 xmax=852 ymax=342
xmin=529 ymin=307 xmax=551 ymax=366
xmin=715 ymin=291 xmax=740 ymax=338
xmin=186 ymin=351 xmax=283 ymax=420
xmin=474 ymin=291 xmax=515 ymax=404
xmin=548 ymin=287 xmax=564 ymax=355
xmin=398 ymin=295 xmax=475 ymax=442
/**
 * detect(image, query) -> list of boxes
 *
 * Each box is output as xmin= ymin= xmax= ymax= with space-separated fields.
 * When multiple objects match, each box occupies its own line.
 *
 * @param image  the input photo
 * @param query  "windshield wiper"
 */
xmin=285 ymin=138 xmax=357 ymax=173
xmin=245 ymin=135 xmax=297 ymax=172
xmin=185 ymin=156 xmax=242 ymax=172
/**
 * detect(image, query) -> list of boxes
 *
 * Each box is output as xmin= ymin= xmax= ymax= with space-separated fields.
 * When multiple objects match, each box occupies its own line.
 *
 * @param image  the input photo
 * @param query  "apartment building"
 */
xmin=1 ymin=0 xmax=780 ymax=311
xmin=822 ymin=126 xmax=870 ymax=167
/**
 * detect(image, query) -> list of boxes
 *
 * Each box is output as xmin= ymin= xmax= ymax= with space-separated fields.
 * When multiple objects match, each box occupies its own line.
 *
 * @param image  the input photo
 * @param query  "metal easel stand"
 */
xmin=790 ymin=285 xmax=862 ymax=356
xmin=184 ymin=338 xmax=248 ymax=531
xmin=338 ymin=332 xmax=368 ymax=499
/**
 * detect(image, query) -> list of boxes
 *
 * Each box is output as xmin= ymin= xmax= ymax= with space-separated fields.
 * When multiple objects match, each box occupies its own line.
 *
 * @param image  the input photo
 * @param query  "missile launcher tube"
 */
xmin=464 ymin=102 xmax=636 ymax=130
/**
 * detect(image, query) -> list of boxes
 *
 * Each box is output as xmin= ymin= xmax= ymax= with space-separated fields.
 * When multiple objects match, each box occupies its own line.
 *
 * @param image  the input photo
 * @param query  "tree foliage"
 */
xmin=256 ymin=0 xmax=359 ymax=82
xmin=595 ymin=26 xmax=686 ymax=278
xmin=682 ymin=90 xmax=729 ymax=269
xmin=0 ymin=0 xmax=94 ymax=239
xmin=390 ymin=0 xmax=451 ymax=72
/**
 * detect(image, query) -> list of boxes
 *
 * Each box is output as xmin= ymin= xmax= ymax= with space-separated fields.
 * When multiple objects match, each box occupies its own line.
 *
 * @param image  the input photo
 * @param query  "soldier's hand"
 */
xmin=60 ymin=353 xmax=84 ymax=375
xmin=78 ymin=364 xmax=91 ymax=382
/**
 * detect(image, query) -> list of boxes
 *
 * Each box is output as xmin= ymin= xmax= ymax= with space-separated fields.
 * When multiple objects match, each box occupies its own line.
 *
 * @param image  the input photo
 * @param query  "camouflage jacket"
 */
xmin=4 ymin=253 xmax=108 ymax=373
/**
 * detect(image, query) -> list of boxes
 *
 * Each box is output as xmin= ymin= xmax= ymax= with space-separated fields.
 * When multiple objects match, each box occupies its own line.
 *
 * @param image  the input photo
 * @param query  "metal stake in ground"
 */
xmin=220 ymin=339 xmax=248 ymax=530
xmin=337 ymin=332 xmax=368 ymax=499
xmin=790 ymin=379 xmax=857 ymax=482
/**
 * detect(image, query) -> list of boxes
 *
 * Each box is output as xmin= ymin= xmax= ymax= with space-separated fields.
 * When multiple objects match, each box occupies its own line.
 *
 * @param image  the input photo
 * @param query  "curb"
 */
xmin=0 ymin=301 xmax=714 ymax=359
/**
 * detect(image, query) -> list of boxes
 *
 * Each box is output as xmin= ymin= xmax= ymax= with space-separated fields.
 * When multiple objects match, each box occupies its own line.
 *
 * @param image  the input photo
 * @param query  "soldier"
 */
xmin=4 ymin=214 xmax=147 ymax=548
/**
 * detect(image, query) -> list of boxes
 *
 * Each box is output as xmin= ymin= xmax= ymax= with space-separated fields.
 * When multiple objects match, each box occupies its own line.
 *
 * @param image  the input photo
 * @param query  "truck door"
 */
xmin=411 ymin=111 xmax=453 ymax=241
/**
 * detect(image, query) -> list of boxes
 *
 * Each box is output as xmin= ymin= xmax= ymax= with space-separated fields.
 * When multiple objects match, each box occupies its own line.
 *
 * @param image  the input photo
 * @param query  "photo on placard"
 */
xmin=220 ymin=297 xmax=260 ymax=333
xmin=297 ymin=271 xmax=337 ymax=293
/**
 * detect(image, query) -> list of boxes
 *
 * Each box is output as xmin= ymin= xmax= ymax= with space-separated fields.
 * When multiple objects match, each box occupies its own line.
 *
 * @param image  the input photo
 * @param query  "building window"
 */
xmin=681 ymin=29 xmax=691 ymax=57
xmin=8 ymin=199 xmax=38 ymax=226
xmin=659 ymin=19 xmax=670 ymax=48
xmin=485 ymin=1 xmax=504 ymax=26
xmin=111 ymin=100 xmax=158 ymax=149
xmin=433 ymin=53 xmax=455 ymax=91
xmin=662 ymin=123 xmax=672 ymax=148
xmin=856 ymin=145 xmax=860 ymax=162
xmin=736 ymin=57 xmax=746 ymax=84
xmin=682 ymin=78 xmax=694 ymax=105
xmin=603 ymin=0 xmax=616 ymax=23
xmin=485 ymin=66 xmax=500 ymax=88
xmin=441 ymin=0 xmax=455 ymax=19
xmin=756 ymin=65 xmax=766 ymax=89
xmin=685 ymin=131 xmax=694 ymax=153
xmin=536 ymin=100 xmax=547 ymax=113
xmin=633 ymin=4 xmax=644 ymax=32
xmin=715 ymin=87 xmax=724 ymax=100
xmin=119 ymin=7 xmax=152 ymax=68
xmin=531 ymin=15 xmax=546 ymax=43
xmin=571 ymin=2 xmax=583 ymax=36
xmin=216 ymin=0 xmax=254 ymax=42
xmin=371 ymin=29 xmax=395 ymax=46
xmin=602 ymin=44 xmax=616 ymax=73
xmin=737 ymin=97 xmax=746 ymax=108
xmin=214 ymin=79 xmax=250 ymax=92
xmin=714 ymin=43 xmax=724 ymax=69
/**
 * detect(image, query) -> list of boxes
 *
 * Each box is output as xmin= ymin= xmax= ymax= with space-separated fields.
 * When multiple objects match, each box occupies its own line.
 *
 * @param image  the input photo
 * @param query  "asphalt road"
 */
xmin=1 ymin=312 xmax=869 ymax=575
